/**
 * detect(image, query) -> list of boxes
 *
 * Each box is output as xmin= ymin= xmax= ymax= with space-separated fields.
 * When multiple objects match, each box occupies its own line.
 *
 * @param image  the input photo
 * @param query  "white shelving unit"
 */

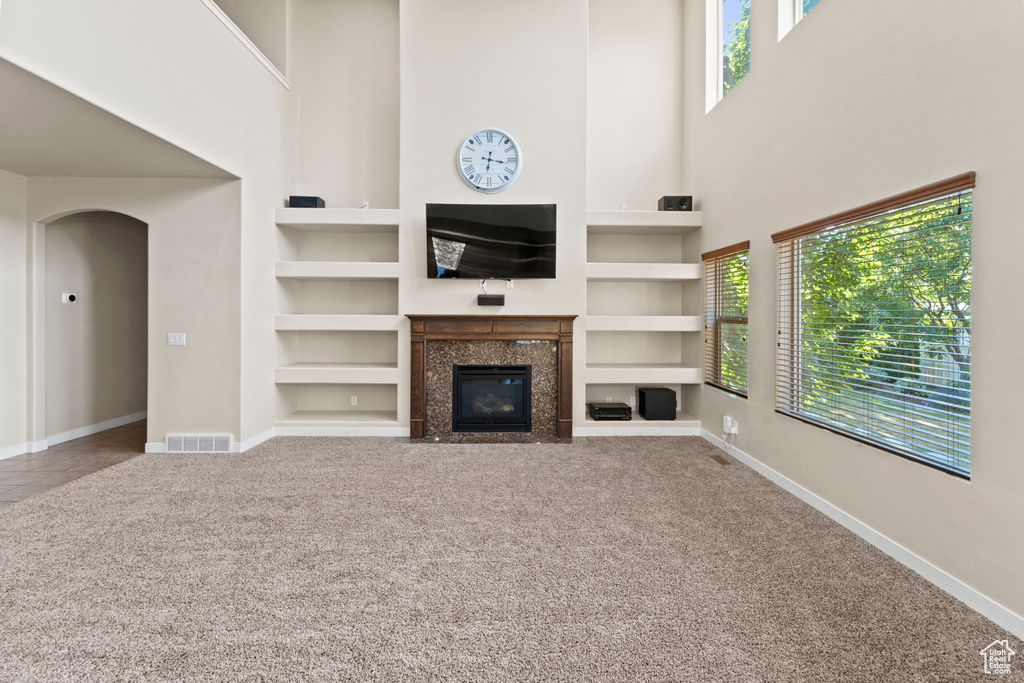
xmin=275 ymin=208 xmax=402 ymax=433
xmin=580 ymin=210 xmax=703 ymax=435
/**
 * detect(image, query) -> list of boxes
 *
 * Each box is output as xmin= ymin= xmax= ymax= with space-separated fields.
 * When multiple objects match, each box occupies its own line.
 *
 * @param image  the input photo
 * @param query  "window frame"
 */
xmin=702 ymin=241 xmax=751 ymax=398
xmin=772 ymin=173 xmax=976 ymax=478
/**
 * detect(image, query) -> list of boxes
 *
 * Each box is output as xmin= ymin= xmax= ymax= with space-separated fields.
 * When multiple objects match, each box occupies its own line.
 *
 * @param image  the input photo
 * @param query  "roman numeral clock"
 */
xmin=457 ymin=127 xmax=522 ymax=193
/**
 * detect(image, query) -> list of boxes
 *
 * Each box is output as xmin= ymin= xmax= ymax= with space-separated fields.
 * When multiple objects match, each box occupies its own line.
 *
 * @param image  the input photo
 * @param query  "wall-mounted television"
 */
xmin=426 ymin=203 xmax=556 ymax=279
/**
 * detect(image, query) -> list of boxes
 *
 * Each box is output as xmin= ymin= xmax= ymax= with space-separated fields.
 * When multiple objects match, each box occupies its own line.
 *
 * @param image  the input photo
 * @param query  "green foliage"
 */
xmin=723 ymin=0 xmax=750 ymax=95
xmin=794 ymin=195 xmax=972 ymax=457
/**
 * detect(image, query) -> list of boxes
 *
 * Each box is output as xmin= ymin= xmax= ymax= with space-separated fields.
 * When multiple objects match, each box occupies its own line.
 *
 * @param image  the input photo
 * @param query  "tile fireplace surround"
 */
xmin=407 ymin=315 xmax=576 ymax=442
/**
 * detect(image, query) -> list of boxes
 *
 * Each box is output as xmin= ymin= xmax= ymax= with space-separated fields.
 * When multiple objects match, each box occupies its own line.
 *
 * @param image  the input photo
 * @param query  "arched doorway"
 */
xmin=41 ymin=211 xmax=148 ymax=446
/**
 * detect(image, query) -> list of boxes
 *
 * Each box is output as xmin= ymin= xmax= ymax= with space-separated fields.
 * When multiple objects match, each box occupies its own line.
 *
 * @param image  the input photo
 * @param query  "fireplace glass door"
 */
xmin=452 ymin=365 xmax=532 ymax=433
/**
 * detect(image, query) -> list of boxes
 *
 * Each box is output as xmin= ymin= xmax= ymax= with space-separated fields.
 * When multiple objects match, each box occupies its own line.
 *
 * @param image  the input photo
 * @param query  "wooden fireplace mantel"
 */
xmin=407 ymin=315 xmax=577 ymax=439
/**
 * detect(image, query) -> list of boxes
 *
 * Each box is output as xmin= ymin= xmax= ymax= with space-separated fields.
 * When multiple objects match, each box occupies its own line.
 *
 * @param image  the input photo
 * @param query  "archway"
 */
xmin=35 ymin=210 xmax=148 ymax=447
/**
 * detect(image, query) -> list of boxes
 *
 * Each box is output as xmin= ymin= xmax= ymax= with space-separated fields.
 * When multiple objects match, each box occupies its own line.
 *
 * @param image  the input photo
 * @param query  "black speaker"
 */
xmin=478 ymin=294 xmax=505 ymax=306
xmin=658 ymin=195 xmax=692 ymax=212
xmin=638 ymin=387 xmax=677 ymax=420
xmin=289 ymin=195 xmax=326 ymax=208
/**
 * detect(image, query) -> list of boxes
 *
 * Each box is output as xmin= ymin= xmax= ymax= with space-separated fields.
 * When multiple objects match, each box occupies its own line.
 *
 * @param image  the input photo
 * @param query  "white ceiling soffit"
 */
xmin=0 ymin=58 xmax=234 ymax=179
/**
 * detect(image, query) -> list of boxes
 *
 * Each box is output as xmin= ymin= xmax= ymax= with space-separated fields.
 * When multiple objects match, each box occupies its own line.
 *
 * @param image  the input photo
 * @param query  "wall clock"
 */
xmin=457 ymin=127 xmax=522 ymax=194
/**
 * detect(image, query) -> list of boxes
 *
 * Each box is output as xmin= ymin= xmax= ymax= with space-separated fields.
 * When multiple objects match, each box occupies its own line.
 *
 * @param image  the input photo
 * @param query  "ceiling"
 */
xmin=0 ymin=58 xmax=234 ymax=179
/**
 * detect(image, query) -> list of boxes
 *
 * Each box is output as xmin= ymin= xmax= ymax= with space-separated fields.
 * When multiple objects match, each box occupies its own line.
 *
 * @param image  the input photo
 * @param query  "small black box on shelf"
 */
xmin=658 ymin=195 xmax=693 ymax=211
xmin=638 ymin=387 xmax=677 ymax=420
xmin=477 ymin=294 xmax=505 ymax=306
xmin=587 ymin=403 xmax=633 ymax=421
xmin=289 ymin=195 xmax=326 ymax=208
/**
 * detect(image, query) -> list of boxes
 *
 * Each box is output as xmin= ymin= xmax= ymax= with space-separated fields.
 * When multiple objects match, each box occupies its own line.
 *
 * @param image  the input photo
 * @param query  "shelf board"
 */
xmin=585 ymin=262 xmax=700 ymax=281
xmin=275 ymin=362 xmax=400 ymax=384
xmin=586 ymin=316 xmax=701 ymax=332
xmin=275 ymin=409 xmax=400 ymax=429
xmin=275 ymin=315 xmax=404 ymax=331
xmin=275 ymin=208 xmax=401 ymax=232
xmin=586 ymin=210 xmax=702 ymax=234
xmin=577 ymin=412 xmax=701 ymax=436
xmin=275 ymin=261 xmax=401 ymax=280
xmin=584 ymin=365 xmax=701 ymax=385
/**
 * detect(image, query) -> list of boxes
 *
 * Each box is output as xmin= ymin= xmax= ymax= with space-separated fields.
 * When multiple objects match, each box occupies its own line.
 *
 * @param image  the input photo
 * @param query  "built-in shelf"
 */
xmin=275 ymin=410 xmax=401 ymax=430
xmin=275 ymin=362 xmax=401 ymax=384
xmin=577 ymin=411 xmax=701 ymax=436
xmin=584 ymin=364 xmax=701 ymax=385
xmin=586 ymin=316 xmax=701 ymax=332
xmin=275 ymin=208 xmax=401 ymax=231
xmin=584 ymin=262 xmax=700 ymax=281
xmin=275 ymin=315 xmax=405 ymax=331
xmin=585 ymin=210 xmax=702 ymax=234
xmin=275 ymin=261 xmax=401 ymax=279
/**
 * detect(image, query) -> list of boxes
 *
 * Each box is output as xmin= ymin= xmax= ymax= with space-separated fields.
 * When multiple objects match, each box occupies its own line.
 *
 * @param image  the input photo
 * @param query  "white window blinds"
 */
xmin=703 ymin=242 xmax=750 ymax=397
xmin=773 ymin=173 xmax=974 ymax=477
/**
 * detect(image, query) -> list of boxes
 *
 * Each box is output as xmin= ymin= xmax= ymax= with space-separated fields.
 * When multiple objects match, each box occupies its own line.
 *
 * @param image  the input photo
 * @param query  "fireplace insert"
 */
xmin=452 ymin=365 xmax=532 ymax=433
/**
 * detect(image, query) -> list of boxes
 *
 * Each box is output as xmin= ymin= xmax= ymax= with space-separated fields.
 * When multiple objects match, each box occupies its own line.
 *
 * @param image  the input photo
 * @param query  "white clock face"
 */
xmin=457 ymin=128 xmax=522 ymax=193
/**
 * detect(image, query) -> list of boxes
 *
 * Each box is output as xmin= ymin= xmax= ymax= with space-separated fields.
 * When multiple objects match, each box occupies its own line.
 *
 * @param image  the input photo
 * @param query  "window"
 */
xmin=707 ymin=0 xmax=750 ymax=109
xmin=703 ymin=242 xmax=750 ymax=397
xmin=773 ymin=173 xmax=974 ymax=477
xmin=779 ymin=0 xmax=824 ymax=40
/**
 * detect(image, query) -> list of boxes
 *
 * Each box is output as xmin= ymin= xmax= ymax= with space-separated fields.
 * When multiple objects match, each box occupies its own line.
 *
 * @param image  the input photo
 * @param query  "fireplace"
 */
xmin=452 ymin=365 xmax=532 ymax=433
xmin=407 ymin=315 xmax=577 ymax=440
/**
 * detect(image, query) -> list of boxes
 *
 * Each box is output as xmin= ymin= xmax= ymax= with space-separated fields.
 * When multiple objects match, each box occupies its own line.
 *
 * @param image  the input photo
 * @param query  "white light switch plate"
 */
xmin=167 ymin=333 xmax=186 ymax=346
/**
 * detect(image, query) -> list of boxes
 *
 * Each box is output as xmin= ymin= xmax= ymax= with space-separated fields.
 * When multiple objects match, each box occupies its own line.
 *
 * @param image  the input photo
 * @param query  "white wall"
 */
xmin=28 ymin=178 xmax=242 ymax=445
xmin=213 ymin=0 xmax=289 ymax=75
xmin=588 ymin=0 xmax=687 ymax=211
xmin=290 ymin=0 xmax=399 ymax=210
xmin=0 ymin=169 xmax=27 ymax=455
xmin=0 ymin=0 xmax=294 ymax=446
xmin=683 ymin=0 xmax=1024 ymax=619
xmin=44 ymin=211 xmax=147 ymax=438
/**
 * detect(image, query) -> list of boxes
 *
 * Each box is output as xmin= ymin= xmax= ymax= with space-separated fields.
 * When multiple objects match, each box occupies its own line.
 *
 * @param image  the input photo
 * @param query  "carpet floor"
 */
xmin=0 ymin=436 xmax=1018 ymax=681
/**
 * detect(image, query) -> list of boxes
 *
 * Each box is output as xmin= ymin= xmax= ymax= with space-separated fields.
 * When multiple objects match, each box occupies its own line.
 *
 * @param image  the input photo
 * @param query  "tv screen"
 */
xmin=426 ymin=203 xmax=556 ymax=279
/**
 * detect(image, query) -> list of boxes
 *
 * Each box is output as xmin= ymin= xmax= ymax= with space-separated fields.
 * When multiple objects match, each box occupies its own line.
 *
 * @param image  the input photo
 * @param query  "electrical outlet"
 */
xmin=61 ymin=293 xmax=78 ymax=304
xmin=506 ymin=279 xmax=514 ymax=288
xmin=167 ymin=333 xmax=186 ymax=346
xmin=621 ymin=203 xmax=629 ymax=211
xmin=606 ymin=396 xmax=613 ymax=403
xmin=729 ymin=419 xmax=739 ymax=435
xmin=723 ymin=415 xmax=732 ymax=432
xmin=351 ymin=396 xmax=358 ymax=406
xmin=629 ymin=396 xmax=636 ymax=407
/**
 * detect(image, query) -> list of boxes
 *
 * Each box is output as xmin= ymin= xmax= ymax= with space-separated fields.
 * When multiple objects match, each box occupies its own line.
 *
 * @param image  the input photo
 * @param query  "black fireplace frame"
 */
xmin=452 ymin=364 xmax=532 ymax=433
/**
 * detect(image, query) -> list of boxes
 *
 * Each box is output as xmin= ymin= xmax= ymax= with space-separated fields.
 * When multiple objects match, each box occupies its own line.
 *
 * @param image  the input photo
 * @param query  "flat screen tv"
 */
xmin=426 ymin=203 xmax=556 ymax=279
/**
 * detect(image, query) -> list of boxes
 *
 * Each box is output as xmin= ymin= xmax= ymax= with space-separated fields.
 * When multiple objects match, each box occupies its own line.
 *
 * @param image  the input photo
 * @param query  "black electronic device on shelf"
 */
xmin=639 ymin=387 xmax=677 ymax=420
xmin=587 ymin=403 xmax=633 ymax=421
xmin=289 ymin=195 xmax=326 ymax=208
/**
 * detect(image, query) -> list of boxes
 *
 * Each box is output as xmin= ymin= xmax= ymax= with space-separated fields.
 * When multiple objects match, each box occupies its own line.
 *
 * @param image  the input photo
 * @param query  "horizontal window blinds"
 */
xmin=774 ymin=174 xmax=974 ymax=477
xmin=703 ymin=242 xmax=750 ymax=397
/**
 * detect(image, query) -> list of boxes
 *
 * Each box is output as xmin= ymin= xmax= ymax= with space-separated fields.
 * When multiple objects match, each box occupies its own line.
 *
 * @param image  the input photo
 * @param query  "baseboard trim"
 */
xmin=144 ymin=442 xmax=166 ymax=454
xmin=0 ymin=441 xmax=29 ymax=461
xmin=47 ymin=411 xmax=147 ymax=448
xmin=700 ymin=429 xmax=1024 ymax=639
xmin=237 ymin=429 xmax=275 ymax=453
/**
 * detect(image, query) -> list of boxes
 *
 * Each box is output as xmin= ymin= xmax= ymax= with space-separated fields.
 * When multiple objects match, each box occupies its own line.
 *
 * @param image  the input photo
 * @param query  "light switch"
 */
xmin=168 ymin=333 xmax=186 ymax=346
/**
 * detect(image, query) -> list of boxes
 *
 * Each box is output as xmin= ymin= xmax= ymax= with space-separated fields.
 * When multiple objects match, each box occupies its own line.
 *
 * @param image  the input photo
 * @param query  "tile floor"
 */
xmin=0 ymin=421 xmax=146 ymax=510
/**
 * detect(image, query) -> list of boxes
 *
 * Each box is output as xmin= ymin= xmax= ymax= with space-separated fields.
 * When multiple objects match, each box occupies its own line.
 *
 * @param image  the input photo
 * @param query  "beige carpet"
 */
xmin=0 ymin=436 xmax=1018 ymax=681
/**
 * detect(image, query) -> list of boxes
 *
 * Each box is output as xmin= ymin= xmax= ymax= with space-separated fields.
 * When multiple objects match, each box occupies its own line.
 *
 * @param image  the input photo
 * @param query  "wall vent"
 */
xmin=165 ymin=434 xmax=232 ymax=453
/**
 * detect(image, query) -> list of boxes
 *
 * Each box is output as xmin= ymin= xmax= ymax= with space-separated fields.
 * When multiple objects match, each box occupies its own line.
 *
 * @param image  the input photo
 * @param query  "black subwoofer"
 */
xmin=638 ymin=387 xmax=677 ymax=420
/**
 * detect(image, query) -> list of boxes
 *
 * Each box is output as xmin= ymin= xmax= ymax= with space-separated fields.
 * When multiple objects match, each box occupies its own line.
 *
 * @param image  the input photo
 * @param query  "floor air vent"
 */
xmin=166 ymin=434 xmax=232 ymax=453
